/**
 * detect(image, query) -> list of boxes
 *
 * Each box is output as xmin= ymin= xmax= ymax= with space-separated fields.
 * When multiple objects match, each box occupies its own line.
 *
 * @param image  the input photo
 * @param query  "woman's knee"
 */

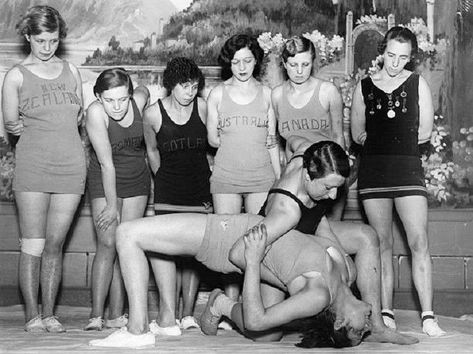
xmin=358 ymin=224 xmax=380 ymax=249
xmin=115 ymin=222 xmax=135 ymax=252
xmin=408 ymin=232 xmax=429 ymax=255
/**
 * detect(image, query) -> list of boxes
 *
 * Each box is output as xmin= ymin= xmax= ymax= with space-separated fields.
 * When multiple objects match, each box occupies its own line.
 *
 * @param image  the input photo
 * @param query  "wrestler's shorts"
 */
xmin=195 ymin=213 xmax=263 ymax=274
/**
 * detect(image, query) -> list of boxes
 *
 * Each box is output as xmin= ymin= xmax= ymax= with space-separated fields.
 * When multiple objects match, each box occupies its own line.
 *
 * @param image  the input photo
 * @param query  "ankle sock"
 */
xmin=210 ymin=294 xmax=237 ymax=318
xmin=381 ymin=309 xmax=396 ymax=329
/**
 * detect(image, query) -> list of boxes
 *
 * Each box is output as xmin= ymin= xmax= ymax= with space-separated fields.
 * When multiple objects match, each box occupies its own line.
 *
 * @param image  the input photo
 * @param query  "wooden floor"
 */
xmin=2 ymin=294 xmax=473 ymax=353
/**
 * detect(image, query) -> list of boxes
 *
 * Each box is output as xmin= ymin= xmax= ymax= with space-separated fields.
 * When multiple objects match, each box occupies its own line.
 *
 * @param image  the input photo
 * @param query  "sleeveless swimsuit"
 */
xmin=154 ymin=98 xmax=211 ymax=208
xmin=277 ymin=80 xmax=333 ymax=143
xmin=14 ymin=61 xmax=86 ymax=194
xmin=358 ymin=73 xmax=427 ymax=200
xmin=87 ymin=99 xmax=150 ymax=199
xmin=210 ymin=85 xmax=275 ymax=194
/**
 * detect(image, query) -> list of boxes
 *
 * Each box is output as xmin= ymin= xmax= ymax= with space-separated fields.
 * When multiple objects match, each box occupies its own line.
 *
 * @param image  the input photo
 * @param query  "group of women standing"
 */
xmin=1 ymin=4 xmax=445 ymax=347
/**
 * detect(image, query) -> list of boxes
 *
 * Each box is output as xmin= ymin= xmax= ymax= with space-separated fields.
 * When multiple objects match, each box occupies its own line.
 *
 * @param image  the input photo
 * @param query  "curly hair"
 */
xmin=162 ymin=57 xmax=205 ymax=93
xmin=296 ymin=308 xmax=354 ymax=348
xmin=302 ymin=141 xmax=350 ymax=180
xmin=93 ymin=68 xmax=133 ymax=97
xmin=378 ymin=26 xmax=419 ymax=71
xmin=16 ymin=5 xmax=67 ymax=39
xmin=281 ymin=36 xmax=316 ymax=64
xmin=218 ymin=34 xmax=264 ymax=80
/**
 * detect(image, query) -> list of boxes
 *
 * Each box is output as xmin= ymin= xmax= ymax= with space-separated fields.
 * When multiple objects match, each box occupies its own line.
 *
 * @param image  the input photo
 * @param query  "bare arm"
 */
xmin=206 ymin=85 xmax=221 ymax=148
xmin=133 ymin=85 xmax=150 ymax=112
xmin=143 ymin=104 xmax=161 ymax=175
xmin=85 ymin=102 xmax=118 ymax=231
xmin=323 ymin=82 xmax=345 ymax=149
xmin=350 ymin=82 xmax=367 ymax=145
xmin=2 ymin=68 xmax=24 ymax=136
xmin=241 ymin=225 xmax=330 ymax=331
xmin=229 ymin=196 xmax=300 ymax=269
xmin=417 ymin=76 xmax=434 ymax=144
xmin=264 ymin=85 xmax=281 ymax=179
xmin=69 ymin=63 xmax=84 ymax=124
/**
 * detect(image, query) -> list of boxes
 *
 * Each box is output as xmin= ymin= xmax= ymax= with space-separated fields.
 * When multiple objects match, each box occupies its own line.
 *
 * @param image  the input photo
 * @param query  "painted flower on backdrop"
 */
xmin=356 ymin=14 xmax=388 ymax=26
xmin=257 ymin=32 xmax=286 ymax=55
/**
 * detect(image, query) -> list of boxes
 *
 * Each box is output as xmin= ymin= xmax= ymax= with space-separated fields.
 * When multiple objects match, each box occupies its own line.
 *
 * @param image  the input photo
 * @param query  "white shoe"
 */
xmin=180 ymin=316 xmax=200 ymax=330
xmin=217 ymin=319 xmax=233 ymax=330
xmin=423 ymin=318 xmax=446 ymax=337
xmin=89 ymin=327 xmax=155 ymax=348
xmin=84 ymin=316 xmax=104 ymax=331
xmin=105 ymin=314 xmax=128 ymax=328
xmin=149 ymin=320 xmax=182 ymax=336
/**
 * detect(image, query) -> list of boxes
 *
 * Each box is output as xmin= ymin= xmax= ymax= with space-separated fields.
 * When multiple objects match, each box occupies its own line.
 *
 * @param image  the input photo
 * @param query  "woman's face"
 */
xmin=230 ymin=47 xmax=256 ymax=82
xmin=339 ymin=299 xmax=372 ymax=345
xmin=382 ymin=39 xmax=412 ymax=77
xmin=26 ymin=30 xmax=60 ymax=62
xmin=172 ymin=80 xmax=199 ymax=106
xmin=98 ymin=85 xmax=131 ymax=121
xmin=306 ymin=172 xmax=345 ymax=201
xmin=284 ymin=51 xmax=313 ymax=84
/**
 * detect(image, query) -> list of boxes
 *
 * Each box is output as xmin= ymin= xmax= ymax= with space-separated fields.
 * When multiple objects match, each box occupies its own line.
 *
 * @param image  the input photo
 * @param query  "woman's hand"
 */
xmin=244 ymin=223 xmax=267 ymax=266
xmin=95 ymin=204 xmax=119 ymax=232
xmin=4 ymin=119 xmax=24 ymax=136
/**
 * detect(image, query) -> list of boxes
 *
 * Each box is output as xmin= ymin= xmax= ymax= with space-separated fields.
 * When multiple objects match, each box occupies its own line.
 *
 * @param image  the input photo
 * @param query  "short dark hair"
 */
xmin=93 ymin=68 xmax=133 ymax=97
xmin=218 ymin=34 xmax=264 ymax=80
xmin=282 ymin=36 xmax=316 ymax=63
xmin=16 ymin=5 xmax=67 ymax=39
xmin=162 ymin=57 xmax=205 ymax=93
xmin=378 ymin=26 xmax=419 ymax=71
xmin=296 ymin=308 xmax=355 ymax=348
xmin=302 ymin=141 xmax=350 ymax=180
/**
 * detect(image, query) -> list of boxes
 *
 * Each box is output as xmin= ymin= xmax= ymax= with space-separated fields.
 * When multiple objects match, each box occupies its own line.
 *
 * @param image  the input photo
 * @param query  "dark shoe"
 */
xmin=199 ymin=289 xmax=223 ymax=335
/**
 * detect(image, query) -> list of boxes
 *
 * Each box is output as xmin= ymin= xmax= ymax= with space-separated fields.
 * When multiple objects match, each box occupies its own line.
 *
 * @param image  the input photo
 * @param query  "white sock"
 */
xmin=210 ymin=294 xmax=237 ymax=318
xmin=381 ymin=309 xmax=396 ymax=329
xmin=422 ymin=311 xmax=446 ymax=337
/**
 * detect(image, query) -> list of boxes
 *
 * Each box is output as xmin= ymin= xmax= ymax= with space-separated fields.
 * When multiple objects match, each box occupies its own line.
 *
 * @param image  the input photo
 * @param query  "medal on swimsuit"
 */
xmin=400 ymin=87 xmax=408 ymax=113
xmin=387 ymin=93 xmax=396 ymax=119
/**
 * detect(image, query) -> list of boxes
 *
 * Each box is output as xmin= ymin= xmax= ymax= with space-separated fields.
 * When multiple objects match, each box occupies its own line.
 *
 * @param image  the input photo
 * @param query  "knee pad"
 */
xmin=20 ymin=238 xmax=46 ymax=257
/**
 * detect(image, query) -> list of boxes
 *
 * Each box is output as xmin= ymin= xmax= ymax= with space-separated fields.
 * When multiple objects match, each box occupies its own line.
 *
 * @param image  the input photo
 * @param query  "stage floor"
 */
xmin=1 ymin=297 xmax=473 ymax=353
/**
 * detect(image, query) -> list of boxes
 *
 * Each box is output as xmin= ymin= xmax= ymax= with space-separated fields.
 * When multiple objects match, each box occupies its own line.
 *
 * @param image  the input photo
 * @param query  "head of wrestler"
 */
xmin=297 ymin=297 xmax=372 ymax=348
xmin=163 ymin=57 xmax=205 ymax=107
xmin=301 ymin=141 xmax=349 ymax=201
xmin=17 ymin=5 xmax=67 ymax=62
xmin=378 ymin=26 xmax=418 ymax=77
xmin=282 ymin=35 xmax=316 ymax=85
xmin=218 ymin=33 xmax=264 ymax=81
xmin=94 ymin=68 xmax=133 ymax=121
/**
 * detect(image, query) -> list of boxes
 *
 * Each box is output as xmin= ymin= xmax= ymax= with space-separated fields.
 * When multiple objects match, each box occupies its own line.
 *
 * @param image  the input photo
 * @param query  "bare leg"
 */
xmin=213 ymin=193 xmax=243 ymax=302
xmin=181 ymin=258 xmax=200 ymax=318
xmin=41 ymin=193 xmax=82 ymax=318
xmin=362 ymin=199 xmax=395 ymax=311
xmin=89 ymin=197 xmax=120 ymax=319
xmin=149 ymin=254 xmax=177 ymax=327
xmin=107 ymin=196 xmax=148 ymax=320
xmin=394 ymin=196 xmax=432 ymax=312
xmin=116 ymin=213 xmax=208 ymax=335
xmin=15 ymin=192 xmax=49 ymax=322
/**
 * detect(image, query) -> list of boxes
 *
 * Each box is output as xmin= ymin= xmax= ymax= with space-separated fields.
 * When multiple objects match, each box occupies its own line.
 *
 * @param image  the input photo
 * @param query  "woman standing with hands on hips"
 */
xmin=206 ymin=34 xmax=281 ymax=314
xmin=143 ymin=57 xmax=211 ymax=334
xmin=351 ymin=26 xmax=445 ymax=337
xmin=1 ymin=5 xmax=86 ymax=332
xmin=84 ymin=68 xmax=150 ymax=331
xmin=272 ymin=35 xmax=346 ymax=220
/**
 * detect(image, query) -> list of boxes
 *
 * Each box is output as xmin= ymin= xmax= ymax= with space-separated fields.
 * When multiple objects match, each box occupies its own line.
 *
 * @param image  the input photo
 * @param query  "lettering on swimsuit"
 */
xmin=162 ymin=137 xmax=205 ymax=152
xmin=218 ymin=115 xmax=268 ymax=129
xmin=279 ymin=118 xmax=330 ymax=134
xmin=111 ymin=136 xmax=144 ymax=152
xmin=20 ymin=81 xmax=80 ymax=112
